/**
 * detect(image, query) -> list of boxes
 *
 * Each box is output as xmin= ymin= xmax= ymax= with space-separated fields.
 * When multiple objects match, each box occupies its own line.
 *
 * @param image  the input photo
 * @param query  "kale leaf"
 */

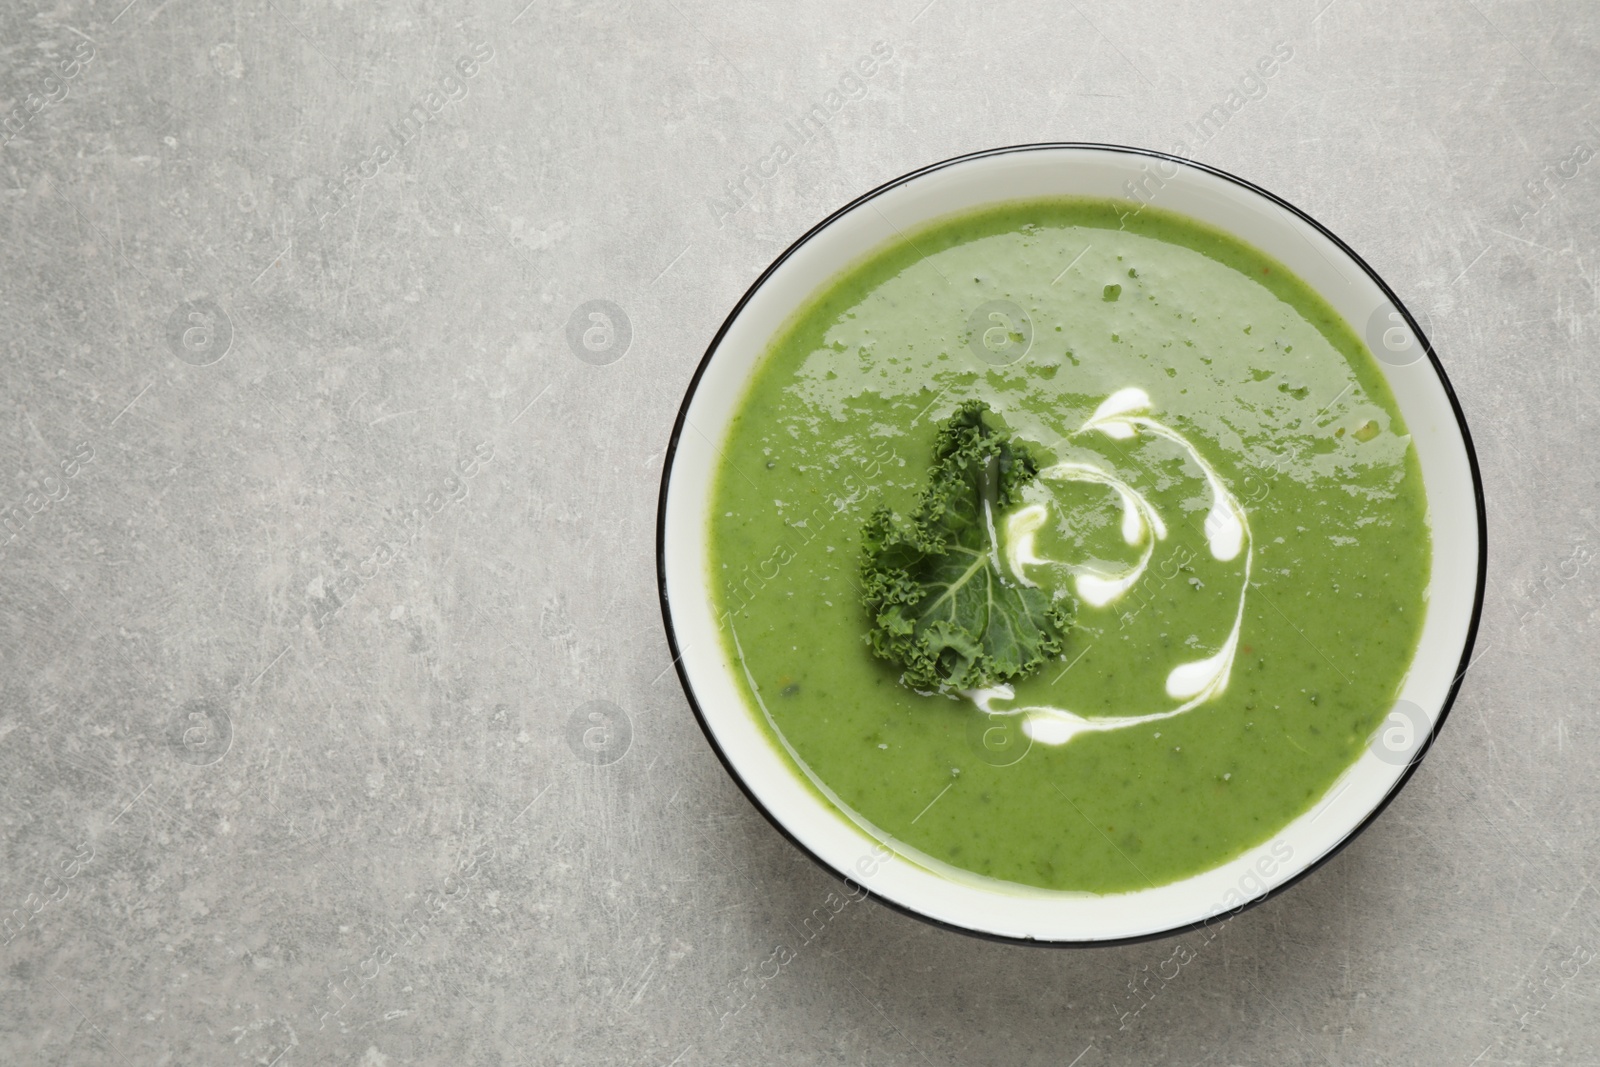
xmin=860 ymin=400 xmax=1074 ymax=692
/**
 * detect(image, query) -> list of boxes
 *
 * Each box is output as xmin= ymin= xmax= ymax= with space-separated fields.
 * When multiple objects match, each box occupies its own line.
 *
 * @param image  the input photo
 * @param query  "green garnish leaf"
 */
xmin=861 ymin=400 xmax=1075 ymax=692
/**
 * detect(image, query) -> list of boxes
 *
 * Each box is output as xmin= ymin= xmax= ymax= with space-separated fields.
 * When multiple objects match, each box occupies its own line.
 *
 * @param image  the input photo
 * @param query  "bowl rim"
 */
xmin=654 ymin=141 xmax=1487 ymax=947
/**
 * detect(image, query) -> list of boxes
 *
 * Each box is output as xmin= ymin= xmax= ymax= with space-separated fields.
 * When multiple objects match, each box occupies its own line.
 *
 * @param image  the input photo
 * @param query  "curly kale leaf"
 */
xmin=861 ymin=400 xmax=1075 ymax=692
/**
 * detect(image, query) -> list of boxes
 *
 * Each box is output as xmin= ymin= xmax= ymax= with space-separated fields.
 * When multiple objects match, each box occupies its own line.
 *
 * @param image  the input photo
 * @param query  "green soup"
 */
xmin=707 ymin=198 xmax=1429 ymax=894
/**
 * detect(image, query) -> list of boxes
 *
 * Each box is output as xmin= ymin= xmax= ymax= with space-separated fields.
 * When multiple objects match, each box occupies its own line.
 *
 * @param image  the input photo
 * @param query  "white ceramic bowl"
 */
xmin=656 ymin=144 xmax=1485 ymax=944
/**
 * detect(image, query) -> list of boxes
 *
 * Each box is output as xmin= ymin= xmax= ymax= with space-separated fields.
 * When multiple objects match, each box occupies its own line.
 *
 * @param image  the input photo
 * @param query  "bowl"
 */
xmin=656 ymin=143 xmax=1485 ymax=944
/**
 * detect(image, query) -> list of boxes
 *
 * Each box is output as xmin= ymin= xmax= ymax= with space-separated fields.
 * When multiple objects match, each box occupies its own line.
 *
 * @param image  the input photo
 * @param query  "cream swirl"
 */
xmin=967 ymin=388 xmax=1254 ymax=746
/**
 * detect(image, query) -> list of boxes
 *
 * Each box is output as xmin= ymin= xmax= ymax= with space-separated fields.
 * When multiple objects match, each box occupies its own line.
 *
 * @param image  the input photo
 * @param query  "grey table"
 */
xmin=1 ymin=2 xmax=1595 ymax=1064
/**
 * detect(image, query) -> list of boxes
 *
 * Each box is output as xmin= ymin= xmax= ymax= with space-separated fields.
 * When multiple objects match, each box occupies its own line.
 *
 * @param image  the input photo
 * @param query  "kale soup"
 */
xmin=705 ymin=197 xmax=1430 ymax=896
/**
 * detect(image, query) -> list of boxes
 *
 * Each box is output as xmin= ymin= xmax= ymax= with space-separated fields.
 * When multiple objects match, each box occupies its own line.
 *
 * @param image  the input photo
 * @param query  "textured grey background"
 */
xmin=0 ymin=0 xmax=1595 ymax=1064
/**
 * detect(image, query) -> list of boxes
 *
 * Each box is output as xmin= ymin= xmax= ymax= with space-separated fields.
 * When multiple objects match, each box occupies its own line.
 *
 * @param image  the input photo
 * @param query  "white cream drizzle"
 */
xmin=972 ymin=387 xmax=1254 ymax=746
xmin=1005 ymin=463 xmax=1167 ymax=608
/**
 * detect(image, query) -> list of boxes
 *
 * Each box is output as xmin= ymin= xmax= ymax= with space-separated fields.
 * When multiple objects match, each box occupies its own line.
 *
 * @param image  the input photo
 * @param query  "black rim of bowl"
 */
xmin=654 ymin=141 xmax=1488 ymax=948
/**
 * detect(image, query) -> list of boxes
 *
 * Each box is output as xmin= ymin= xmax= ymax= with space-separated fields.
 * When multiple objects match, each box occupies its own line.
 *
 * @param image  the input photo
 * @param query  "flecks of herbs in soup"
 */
xmin=707 ymin=198 xmax=1429 ymax=894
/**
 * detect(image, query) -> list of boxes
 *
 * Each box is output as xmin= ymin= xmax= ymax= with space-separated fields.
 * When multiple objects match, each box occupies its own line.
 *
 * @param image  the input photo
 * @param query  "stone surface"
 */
xmin=0 ymin=2 xmax=1596 ymax=1064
